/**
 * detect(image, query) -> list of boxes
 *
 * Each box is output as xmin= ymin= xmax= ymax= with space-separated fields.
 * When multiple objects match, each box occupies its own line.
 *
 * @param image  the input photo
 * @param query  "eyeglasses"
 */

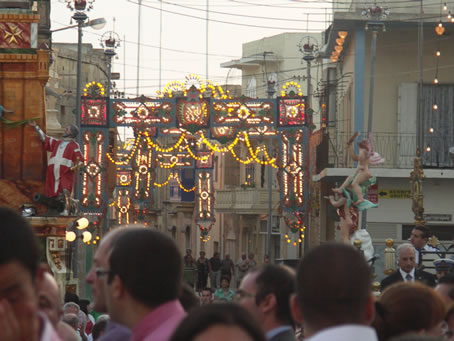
xmin=95 ymin=268 xmax=111 ymax=278
xmin=234 ymin=290 xmax=256 ymax=301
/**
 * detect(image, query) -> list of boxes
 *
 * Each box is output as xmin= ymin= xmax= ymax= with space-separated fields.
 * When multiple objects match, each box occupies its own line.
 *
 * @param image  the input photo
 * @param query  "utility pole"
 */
xmin=360 ymin=5 xmax=389 ymax=229
xmin=136 ymin=0 xmax=142 ymax=96
xmin=266 ymin=80 xmax=276 ymax=260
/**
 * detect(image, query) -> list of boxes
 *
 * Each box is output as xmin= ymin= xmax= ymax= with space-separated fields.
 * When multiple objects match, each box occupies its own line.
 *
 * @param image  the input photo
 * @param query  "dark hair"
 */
xmin=108 ymin=228 xmax=182 ymax=308
xmin=296 ymin=243 xmax=372 ymax=329
xmin=179 ymin=283 xmax=199 ymax=312
xmin=201 ymin=287 xmax=212 ymax=294
xmin=413 ymin=225 xmax=431 ymax=239
xmin=64 ymin=292 xmax=80 ymax=305
xmin=79 ymin=299 xmax=90 ymax=315
xmin=254 ymin=264 xmax=295 ymax=326
xmin=169 ymin=303 xmax=266 ymax=341
xmin=0 ymin=207 xmax=40 ymax=278
xmin=373 ymin=282 xmax=445 ymax=341
xmin=438 ymin=273 xmax=454 ymax=285
xmin=220 ymin=276 xmax=230 ymax=284
xmin=92 ymin=319 xmax=108 ymax=340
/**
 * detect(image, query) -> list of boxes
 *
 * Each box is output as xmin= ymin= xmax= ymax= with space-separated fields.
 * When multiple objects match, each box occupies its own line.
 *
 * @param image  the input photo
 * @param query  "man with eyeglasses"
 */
xmin=86 ymin=229 xmax=131 ymax=341
xmin=236 ymin=264 xmax=296 ymax=341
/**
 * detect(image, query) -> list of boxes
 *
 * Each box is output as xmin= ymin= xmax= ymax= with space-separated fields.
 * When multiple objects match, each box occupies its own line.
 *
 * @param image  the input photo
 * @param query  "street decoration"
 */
xmin=79 ymin=76 xmax=312 ymax=243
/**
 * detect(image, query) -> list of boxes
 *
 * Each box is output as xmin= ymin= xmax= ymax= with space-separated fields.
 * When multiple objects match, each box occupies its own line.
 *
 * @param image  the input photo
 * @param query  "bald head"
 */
xmin=38 ymin=272 xmax=62 ymax=327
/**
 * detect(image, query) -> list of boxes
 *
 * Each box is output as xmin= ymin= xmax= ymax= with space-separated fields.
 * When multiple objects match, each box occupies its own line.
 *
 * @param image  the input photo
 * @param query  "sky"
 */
xmin=50 ymin=0 xmax=334 ymax=97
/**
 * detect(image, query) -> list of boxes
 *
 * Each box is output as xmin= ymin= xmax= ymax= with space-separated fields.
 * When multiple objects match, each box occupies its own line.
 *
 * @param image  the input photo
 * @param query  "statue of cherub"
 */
xmin=332 ymin=132 xmax=384 ymax=206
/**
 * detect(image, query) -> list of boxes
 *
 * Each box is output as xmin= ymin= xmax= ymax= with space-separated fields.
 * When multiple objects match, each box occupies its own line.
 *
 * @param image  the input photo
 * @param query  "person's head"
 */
xmin=64 ymin=291 xmax=80 ymax=305
xmin=291 ymin=243 xmax=374 ymax=337
xmin=373 ymin=282 xmax=446 ymax=341
xmin=169 ymin=303 xmax=266 ymax=341
xmin=57 ymin=320 xmax=81 ymax=341
xmin=436 ymin=273 xmax=454 ymax=306
xmin=63 ymin=301 xmax=80 ymax=315
xmin=62 ymin=313 xmax=80 ymax=331
xmin=220 ymin=276 xmax=230 ymax=289
xmin=180 ymin=283 xmax=199 ymax=312
xmin=410 ymin=226 xmax=431 ymax=249
xmin=237 ymin=265 xmax=295 ymax=331
xmin=213 ymin=252 xmax=219 ymax=259
xmin=78 ymin=299 xmax=90 ymax=315
xmin=106 ymin=228 xmax=182 ymax=326
xmin=397 ymin=243 xmax=416 ymax=273
xmin=38 ymin=272 xmax=62 ymax=327
xmin=200 ymin=251 xmax=206 ymax=258
xmin=86 ymin=228 xmax=126 ymax=312
xmin=225 ymin=254 xmax=230 ymax=260
xmin=201 ymin=288 xmax=213 ymax=305
xmin=263 ymin=255 xmax=270 ymax=264
xmin=92 ymin=318 xmax=108 ymax=340
xmin=0 ymin=207 xmax=43 ymax=340
xmin=248 ymin=253 xmax=254 ymax=260
xmin=434 ymin=259 xmax=454 ymax=280
xmin=186 ymin=249 xmax=192 ymax=256
xmin=241 ymin=254 xmax=246 ymax=260
xmin=63 ymin=124 xmax=79 ymax=139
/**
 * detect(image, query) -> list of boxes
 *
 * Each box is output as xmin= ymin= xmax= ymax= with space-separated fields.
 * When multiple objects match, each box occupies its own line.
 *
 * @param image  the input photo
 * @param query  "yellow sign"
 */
xmin=378 ymin=189 xmax=411 ymax=199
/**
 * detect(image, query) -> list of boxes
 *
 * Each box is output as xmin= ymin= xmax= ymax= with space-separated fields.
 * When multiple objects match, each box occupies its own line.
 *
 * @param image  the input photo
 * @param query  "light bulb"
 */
xmin=434 ymin=78 xmax=439 ymax=84
xmin=76 ymin=217 xmax=89 ymax=230
xmin=426 ymin=145 xmax=431 ymax=152
xmin=429 ymin=127 xmax=434 ymax=133
xmin=82 ymin=231 xmax=92 ymax=243
xmin=448 ymin=11 xmax=452 ymax=18
xmin=436 ymin=50 xmax=441 ymax=57
xmin=433 ymin=104 xmax=438 ymax=110
xmin=66 ymin=231 xmax=76 ymax=242
xmin=444 ymin=3 xmax=448 ymax=11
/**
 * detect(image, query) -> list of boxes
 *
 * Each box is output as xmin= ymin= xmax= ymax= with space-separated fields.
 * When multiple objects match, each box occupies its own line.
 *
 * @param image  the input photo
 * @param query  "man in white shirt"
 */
xmin=381 ymin=243 xmax=436 ymax=291
xmin=290 ymin=243 xmax=378 ymax=341
xmin=409 ymin=225 xmax=440 ymax=269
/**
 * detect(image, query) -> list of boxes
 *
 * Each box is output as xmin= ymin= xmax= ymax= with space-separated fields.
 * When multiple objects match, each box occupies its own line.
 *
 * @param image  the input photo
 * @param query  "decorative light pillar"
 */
xmin=100 ymin=31 xmax=121 ymax=99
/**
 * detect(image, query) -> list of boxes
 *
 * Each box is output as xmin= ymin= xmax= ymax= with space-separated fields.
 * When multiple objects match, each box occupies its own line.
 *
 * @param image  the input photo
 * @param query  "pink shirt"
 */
xmin=131 ymin=300 xmax=186 ymax=341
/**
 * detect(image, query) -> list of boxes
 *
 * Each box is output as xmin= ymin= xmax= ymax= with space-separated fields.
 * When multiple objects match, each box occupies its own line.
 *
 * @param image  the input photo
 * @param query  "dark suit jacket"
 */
xmin=269 ymin=328 xmax=296 ymax=341
xmin=380 ymin=268 xmax=436 ymax=292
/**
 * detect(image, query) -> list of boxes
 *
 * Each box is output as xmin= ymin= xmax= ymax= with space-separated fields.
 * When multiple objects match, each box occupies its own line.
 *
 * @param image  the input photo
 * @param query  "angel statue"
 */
xmin=332 ymin=132 xmax=384 ymax=210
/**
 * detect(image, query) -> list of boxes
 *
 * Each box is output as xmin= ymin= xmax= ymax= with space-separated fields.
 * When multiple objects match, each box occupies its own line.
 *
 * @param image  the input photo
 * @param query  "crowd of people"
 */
xmin=3 ymin=206 xmax=454 ymax=341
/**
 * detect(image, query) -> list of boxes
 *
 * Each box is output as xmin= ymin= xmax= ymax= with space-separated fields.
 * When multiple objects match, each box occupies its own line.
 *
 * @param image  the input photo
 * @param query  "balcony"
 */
xmin=326 ymin=133 xmax=454 ymax=169
xmin=215 ymin=187 xmax=280 ymax=215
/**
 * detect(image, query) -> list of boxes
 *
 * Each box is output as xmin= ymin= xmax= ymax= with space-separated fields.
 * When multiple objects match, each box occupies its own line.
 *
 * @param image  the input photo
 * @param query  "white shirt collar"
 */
xmin=266 ymin=325 xmax=293 ymax=340
xmin=399 ymin=267 xmax=415 ymax=281
xmin=307 ymin=324 xmax=378 ymax=341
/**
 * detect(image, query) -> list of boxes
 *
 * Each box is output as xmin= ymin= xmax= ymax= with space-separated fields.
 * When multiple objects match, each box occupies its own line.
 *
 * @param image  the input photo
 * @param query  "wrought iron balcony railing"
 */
xmin=326 ymin=133 xmax=453 ymax=169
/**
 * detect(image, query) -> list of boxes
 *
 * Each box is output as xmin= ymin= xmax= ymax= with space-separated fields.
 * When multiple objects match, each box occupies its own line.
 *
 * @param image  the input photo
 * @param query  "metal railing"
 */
xmin=327 ymin=133 xmax=454 ymax=169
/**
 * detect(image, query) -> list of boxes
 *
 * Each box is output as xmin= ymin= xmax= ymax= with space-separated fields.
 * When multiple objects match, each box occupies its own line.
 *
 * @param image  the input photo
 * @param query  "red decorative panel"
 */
xmin=0 ymin=23 xmax=31 ymax=48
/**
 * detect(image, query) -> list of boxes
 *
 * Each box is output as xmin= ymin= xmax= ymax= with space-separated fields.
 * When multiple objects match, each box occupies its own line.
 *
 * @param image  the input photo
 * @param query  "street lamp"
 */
xmin=100 ymin=31 xmax=121 ymax=99
xmin=59 ymin=0 xmax=103 ymax=133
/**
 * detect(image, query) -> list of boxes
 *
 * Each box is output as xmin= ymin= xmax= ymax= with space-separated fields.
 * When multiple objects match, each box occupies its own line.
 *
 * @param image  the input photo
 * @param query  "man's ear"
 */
xmin=258 ymin=293 xmax=277 ymax=315
xmin=290 ymin=294 xmax=303 ymax=325
xmin=110 ymin=275 xmax=125 ymax=300
xmin=34 ymin=264 xmax=46 ymax=292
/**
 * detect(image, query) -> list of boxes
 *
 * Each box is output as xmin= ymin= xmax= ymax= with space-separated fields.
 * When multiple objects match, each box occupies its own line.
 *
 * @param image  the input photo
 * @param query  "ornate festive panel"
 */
xmin=110 ymin=98 xmax=175 ymax=128
xmin=0 ymin=22 xmax=31 ymax=48
xmin=211 ymin=98 xmax=275 ymax=129
xmin=80 ymin=129 xmax=108 ymax=212
xmin=278 ymin=97 xmax=307 ymax=127
xmin=81 ymin=98 xmax=107 ymax=126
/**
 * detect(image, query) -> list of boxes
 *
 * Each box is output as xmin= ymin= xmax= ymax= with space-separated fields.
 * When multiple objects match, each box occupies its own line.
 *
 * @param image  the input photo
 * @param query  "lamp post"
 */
xmin=100 ymin=31 xmax=121 ymax=100
xmin=61 ymin=0 xmax=100 ymax=132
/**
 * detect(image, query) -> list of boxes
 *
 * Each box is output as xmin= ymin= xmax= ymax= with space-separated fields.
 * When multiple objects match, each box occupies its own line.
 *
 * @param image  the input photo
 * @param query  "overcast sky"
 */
xmin=50 ymin=0 xmax=333 ymax=97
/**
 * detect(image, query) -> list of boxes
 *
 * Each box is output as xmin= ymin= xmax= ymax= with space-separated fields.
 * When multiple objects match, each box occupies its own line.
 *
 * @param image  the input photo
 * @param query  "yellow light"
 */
xmin=426 ymin=145 xmax=431 ymax=152
xmin=338 ymin=31 xmax=348 ymax=39
xmin=96 ymin=236 xmax=100 ymax=240
xmin=434 ymin=78 xmax=439 ymax=84
xmin=330 ymin=56 xmax=338 ymax=63
xmin=66 ymin=231 xmax=76 ymax=242
xmin=82 ymin=231 xmax=92 ymax=243
xmin=331 ymin=51 xmax=340 ymax=58
xmin=336 ymin=38 xmax=344 ymax=45
xmin=334 ymin=45 xmax=343 ymax=53
xmin=76 ymin=217 xmax=89 ymax=230
xmin=429 ymin=127 xmax=434 ymax=133
xmin=433 ymin=104 xmax=438 ymax=110
xmin=436 ymin=50 xmax=441 ymax=57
